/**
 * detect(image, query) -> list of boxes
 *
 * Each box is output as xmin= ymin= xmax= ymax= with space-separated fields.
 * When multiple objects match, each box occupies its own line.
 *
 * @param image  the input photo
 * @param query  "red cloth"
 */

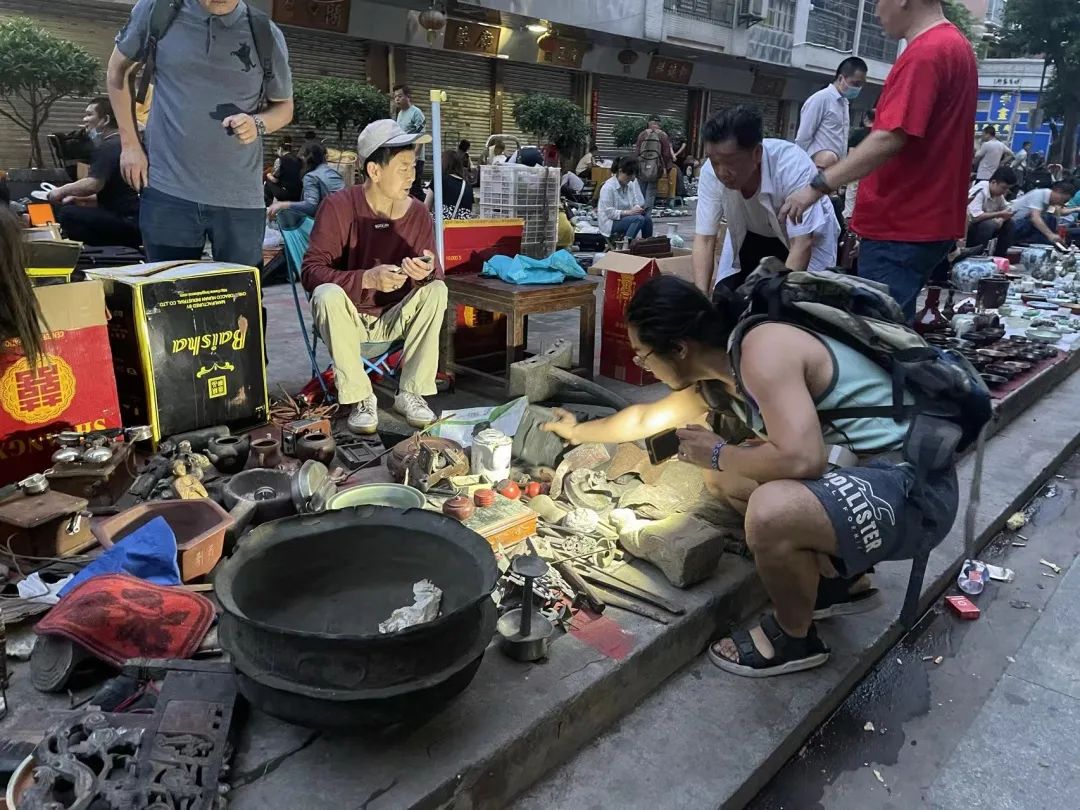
xmin=300 ymin=186 xmax=439 ymax=317
xmin=851 ymin=22 xmax=978 ymax=243
xmin=35 ymin=574 xmax=214 ymax=666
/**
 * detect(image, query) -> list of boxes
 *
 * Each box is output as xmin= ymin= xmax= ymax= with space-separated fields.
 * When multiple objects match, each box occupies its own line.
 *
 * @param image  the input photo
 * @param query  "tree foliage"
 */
xmin=512 ymin=93 xmax=591 ymax=155
xmin=611 ymin=115 xmax=684 ymax=148
xmin=941 ymin=0 xmax=979 ymax=48
xmin=0 ymin=17 xmax=99 ymax=167
xmin=1000 ymin=0 xmax=1080 ymax=166
xmin=294 ymin=78 xmax=388 ymax=146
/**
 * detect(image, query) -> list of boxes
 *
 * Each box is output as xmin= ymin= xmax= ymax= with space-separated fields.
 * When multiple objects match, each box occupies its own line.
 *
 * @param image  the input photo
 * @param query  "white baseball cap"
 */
xmin=357 ymin=119 xmax=432 ymax=162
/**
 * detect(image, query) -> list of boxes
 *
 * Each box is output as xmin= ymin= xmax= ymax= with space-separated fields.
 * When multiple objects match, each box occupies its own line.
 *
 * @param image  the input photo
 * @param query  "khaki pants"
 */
xmin=311 ymin=280 xmax=447 ymax=404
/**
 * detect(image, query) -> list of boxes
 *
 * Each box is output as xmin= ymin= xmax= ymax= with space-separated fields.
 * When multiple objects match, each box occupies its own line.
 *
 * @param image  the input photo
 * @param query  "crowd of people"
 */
xmin=7 ymin=0 xmax=1080 ymax=683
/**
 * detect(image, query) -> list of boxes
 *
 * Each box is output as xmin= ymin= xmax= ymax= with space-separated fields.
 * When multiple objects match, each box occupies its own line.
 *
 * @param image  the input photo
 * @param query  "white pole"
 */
xmin=430 ymin=89 xmax=447 ymax=268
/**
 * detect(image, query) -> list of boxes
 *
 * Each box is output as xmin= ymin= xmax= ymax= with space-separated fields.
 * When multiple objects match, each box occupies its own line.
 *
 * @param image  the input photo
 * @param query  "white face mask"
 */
xmin=841 ymin=83 xmax=862 ymax=101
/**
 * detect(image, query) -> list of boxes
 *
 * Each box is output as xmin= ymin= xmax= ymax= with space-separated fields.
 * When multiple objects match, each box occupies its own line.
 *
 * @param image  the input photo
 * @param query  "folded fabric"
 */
xmin=36 ymin=574 xmax=214 ymax=666
xmin=481 ymin=248 xmax=587 ymax=285
xmin=59 ymin=515 xmax=181 ymax=598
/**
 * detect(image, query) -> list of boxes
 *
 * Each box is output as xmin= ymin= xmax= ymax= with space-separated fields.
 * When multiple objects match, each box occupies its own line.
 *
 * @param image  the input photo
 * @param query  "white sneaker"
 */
xmin=347 ymin=395 xmax=378 ymax=435
xmin=394 ymin=392 xmax=435 ymax=428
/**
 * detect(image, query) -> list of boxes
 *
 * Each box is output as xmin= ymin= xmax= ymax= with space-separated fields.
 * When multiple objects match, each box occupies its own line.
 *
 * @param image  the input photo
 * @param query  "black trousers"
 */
xmin=57 ymin=204 xmax=141 ymax=248
xmin=409 ymin=159 xmax=426 ymax=201
xmin=719 ymin=230 xmax=790 ymax=292
xmin=967 ymin=217 xmax=1015 ymax=257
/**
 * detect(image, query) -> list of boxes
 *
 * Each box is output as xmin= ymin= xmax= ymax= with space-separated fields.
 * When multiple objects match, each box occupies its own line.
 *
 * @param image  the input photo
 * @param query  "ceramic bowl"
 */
xmin=1026 ymin=328 xmax=1062 ymax=343
xmin=981 ymin=373 xmax=1008 ymax=388
xmin=1000 ymin=360 xmax=1032 ymax=373
xmin=1029 ymin=301 xmax=1060 ymax=310
xmin=977 ymin=348 xmax=1011 ymax=359
xmin=984 ymin=363 xmax=1017 ymax=379
xmin=1066 ymin=303 xmax=1080 ymax=315
xmin=1021 ymin=293 xmax=1047 ymax=303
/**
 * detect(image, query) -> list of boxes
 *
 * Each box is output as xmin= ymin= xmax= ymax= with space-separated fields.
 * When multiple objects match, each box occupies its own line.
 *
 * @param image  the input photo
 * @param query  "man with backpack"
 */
xmin=107 ymin=0 xmax=294 ymax=265
xmin=635 ymin=115 xmax=674 ymax=212
xmin=543 ymin=266 xmax=981 ymax=677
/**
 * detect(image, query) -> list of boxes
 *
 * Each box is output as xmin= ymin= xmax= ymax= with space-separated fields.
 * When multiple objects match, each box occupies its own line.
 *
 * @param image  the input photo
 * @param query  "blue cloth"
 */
xmin=858 ymin=239 xmax=954 ymax=324
xmin=140 ymin=187 xmax=267 ymax=266
xmin=59 ymin=516 xmax=181 ymax=598
xmin=481 ymin=249 xmax=587 ymax=285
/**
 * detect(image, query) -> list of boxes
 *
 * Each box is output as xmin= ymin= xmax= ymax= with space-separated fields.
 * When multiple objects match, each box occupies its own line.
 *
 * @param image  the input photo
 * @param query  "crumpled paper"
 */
xmin=379 ymin=580 xmax=443 ymax=634
xmin=17 ymin=572 xmax=74 ymax=605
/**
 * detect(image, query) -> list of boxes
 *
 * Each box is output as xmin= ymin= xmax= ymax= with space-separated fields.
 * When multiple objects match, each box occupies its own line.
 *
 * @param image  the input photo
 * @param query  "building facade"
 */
xmin=0 ymin=0 xmax=901 ymax=170
xmin=976 ymin=58 xmax=1055 ymax=157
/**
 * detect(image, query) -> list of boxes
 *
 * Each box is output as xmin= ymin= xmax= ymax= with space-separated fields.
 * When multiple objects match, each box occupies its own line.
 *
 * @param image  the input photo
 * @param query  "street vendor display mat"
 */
xmin=86 ymin=261 xmax=268 ymax=440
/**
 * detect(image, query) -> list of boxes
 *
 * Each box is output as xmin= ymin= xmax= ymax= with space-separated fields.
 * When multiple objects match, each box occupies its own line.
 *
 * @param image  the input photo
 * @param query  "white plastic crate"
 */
xmin=480 ymin=164 xmax=560 ymax=259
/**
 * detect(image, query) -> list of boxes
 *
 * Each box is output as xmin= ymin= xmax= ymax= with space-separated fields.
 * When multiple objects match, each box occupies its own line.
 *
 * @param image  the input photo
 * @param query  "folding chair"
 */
xmin=277 ymin=212 xmax=401 ymax=404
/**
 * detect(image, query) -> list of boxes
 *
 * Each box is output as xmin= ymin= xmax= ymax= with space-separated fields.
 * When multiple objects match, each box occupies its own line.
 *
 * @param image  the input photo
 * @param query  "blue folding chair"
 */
xmin=278 ymin=212 xmax=400 ymax=403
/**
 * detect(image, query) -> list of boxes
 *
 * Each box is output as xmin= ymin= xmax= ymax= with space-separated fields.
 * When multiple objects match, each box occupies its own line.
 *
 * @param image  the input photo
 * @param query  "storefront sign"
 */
xmin=444 ymin=19 xmax=502 ymax=57
xmin=272 ymin=0 xmax=350 ymax=34
xmin=988 ymin=91 xmax=1019 ymax=141
xmin=991 ymin=77 xmax=1022 ymax=87
xmin=647 ymin=56 xmax=693 ymax=85
xmin=538 ymin=38 xmax=585 ymax=69
xmin=751 ymin=73 xmax=786 ymax=98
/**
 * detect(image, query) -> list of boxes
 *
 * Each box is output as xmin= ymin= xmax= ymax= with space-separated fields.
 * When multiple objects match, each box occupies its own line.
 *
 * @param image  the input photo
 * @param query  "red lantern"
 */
xmin=537 ymin=33 xmax=558 ymax=54
xmin=419 ymin=6 xmax=446 ymax=43
xmin=617 ymin=49 xmax=638 ymax=74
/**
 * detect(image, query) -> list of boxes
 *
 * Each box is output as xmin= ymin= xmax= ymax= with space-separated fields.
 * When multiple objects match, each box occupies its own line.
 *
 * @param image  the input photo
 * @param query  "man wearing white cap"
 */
xmin=302 ymin=119 xmax=446 ymax=434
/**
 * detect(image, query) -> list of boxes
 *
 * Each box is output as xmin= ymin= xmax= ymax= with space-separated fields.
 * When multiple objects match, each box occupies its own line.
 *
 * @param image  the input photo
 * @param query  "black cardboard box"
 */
xmin=85 ymin=261 xmax=268 ymax=440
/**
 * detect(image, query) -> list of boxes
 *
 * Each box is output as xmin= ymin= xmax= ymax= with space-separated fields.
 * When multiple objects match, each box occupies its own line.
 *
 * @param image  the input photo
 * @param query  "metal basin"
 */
xmin=215 ymin=506 xmax=498 ymax=697
xmin=223 ymin=468 xmax=295 ymax=523
xmin=325 ymin=483 xmax=426 ymax=510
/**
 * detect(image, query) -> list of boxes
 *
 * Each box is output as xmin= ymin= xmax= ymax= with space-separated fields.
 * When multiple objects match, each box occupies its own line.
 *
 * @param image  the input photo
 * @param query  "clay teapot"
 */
xmin=207 ymin=434 xmax=250 ymax=474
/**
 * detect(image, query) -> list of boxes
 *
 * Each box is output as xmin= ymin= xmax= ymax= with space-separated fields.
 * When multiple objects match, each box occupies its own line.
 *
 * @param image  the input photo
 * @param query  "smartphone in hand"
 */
xmin=645 ymin=429 xmax=680 ymax=465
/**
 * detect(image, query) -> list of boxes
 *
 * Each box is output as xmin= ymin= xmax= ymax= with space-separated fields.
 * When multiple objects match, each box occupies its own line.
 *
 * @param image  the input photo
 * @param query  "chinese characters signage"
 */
xmin=647 ymin=56 xmax=693 ymax=85
xmin=272 ymin=0 xmax=350 ymax=34
xmin=991 ymin=77 xmax=1022 ymax=87
xmin=538 ymin=38 xmax=585 ymax=69
xmin=443 ymin=19 xmax=502 ymax=57
xmin=986 ymin=91 xmax=1019 ymax=142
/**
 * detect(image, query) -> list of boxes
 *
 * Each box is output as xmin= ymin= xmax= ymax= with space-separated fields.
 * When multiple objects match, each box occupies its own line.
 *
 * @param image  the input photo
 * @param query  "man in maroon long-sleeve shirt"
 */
xmin=302 ymin=119 xmax=446 ymax=434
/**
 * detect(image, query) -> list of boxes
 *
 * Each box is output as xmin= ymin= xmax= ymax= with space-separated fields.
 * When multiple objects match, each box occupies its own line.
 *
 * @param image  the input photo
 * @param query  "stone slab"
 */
xmin=1006 ymin=557 xmax=1080 ymax=701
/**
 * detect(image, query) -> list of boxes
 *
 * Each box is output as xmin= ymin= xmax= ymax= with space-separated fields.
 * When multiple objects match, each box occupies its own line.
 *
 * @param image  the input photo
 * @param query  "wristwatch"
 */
xmin=253 ymin=115 xmax=267 ymax=139
xmin=810 ymin=170 xmax=833 ymax=195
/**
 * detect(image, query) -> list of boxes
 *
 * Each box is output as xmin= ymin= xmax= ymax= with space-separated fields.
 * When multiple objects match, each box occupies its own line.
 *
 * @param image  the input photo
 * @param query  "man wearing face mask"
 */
xmin=47 ymin=97 xmax=141 ymax=248
xmin=796 ymin=57 xmax=867 ymax=159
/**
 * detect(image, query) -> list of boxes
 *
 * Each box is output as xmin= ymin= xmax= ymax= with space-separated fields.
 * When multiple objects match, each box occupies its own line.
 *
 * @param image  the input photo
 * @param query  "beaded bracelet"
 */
xmin=711 ymin=440 xmax=727 ymax=471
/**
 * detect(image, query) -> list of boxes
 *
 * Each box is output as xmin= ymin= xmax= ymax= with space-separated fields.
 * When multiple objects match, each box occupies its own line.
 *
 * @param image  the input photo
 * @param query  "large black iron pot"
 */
xmin=214 ymin=506 xmax=498 ymax=692
xmin=227 ymin=599 xmax=496 ymax=728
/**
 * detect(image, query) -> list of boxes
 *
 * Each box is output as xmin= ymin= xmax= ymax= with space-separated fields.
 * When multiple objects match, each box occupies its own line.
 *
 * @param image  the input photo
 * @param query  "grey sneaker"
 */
xmin=347 ymin=395 xmax=378 ymax=435
xmin=393 ymin=392 xmax=435 ymax=428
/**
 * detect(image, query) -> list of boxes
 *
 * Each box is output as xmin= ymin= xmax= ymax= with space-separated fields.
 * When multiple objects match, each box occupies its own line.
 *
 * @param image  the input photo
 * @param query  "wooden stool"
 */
xmin=445 ymin=273 xmax=599 ymax=390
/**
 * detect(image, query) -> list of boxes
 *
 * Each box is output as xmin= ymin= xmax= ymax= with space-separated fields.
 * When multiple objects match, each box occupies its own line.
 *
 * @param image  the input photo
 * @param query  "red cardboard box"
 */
xmin=0 ymin=281 xmax=121 ymax=485
xmin=444 ymin=218 xmax=524 ymax=276
xmin=592 ymin=249 xmax=695 ymax=385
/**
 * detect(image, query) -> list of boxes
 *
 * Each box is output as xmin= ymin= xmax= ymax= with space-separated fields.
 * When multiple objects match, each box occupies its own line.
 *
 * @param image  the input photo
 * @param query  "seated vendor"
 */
xmin=966 ymin=166 xmax=1016 ymax=256
xmin=598 ymin=157 xmax=653 ymax=243
xmin=301 ymin=120 xmax=446 ymax=435
xmin=1009 ymin=181 xmax=1074 ymax=247
xmin=47 ymin=97 xmax=141 ymax=248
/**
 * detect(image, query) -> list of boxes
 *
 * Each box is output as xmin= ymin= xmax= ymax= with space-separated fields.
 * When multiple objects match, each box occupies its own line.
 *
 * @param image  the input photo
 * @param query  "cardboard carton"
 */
xmin=591 ymin=248 xmax=694 ymax=385
xmin=0 ymin=281 xmax=121 ymax=485
xmin=85 ymin=261 xmax=268 ymax=440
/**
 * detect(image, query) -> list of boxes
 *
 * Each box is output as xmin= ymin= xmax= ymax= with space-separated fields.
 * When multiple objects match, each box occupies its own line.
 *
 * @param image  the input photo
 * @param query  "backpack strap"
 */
xmin=246 ymin=5 xmax=276 ymax=108
xmin=135 ymin=0 xmax=183 ymax=104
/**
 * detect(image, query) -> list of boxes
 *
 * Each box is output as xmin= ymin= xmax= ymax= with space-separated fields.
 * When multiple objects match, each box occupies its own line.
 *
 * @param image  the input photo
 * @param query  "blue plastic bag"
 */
xmin=58 ymin=516 xmax=181 ymax=598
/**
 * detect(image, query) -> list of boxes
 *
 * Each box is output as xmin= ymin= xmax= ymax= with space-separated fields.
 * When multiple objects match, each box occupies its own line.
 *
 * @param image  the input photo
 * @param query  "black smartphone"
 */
xmin=645 ymin=429 xmax=680 ymax=465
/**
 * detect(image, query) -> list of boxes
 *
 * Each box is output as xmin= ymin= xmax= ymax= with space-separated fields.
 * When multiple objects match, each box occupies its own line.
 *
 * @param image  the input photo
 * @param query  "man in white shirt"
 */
xmin=1010 ymin=181 xmax=1075 ymax=245
xmin=795 ymin=57 xmax=867 ymax=159
xmin=973 ymin=125 xmax=1013 ymax=182
xmin=597 ymin=157 xmax=653 ymax=241
xmin=692 ymin=107 xmax=839 ymax=294
xmin=966 ymin=166 xmax=1016 ymax=255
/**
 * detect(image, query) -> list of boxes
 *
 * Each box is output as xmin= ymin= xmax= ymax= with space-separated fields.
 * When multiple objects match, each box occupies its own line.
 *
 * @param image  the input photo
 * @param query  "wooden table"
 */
xmin=444 ymin=273 xmax=599 ymax=388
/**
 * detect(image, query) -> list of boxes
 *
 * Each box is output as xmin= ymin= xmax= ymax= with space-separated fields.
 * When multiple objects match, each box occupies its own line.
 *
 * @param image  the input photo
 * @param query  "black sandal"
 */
xmin=813 ymin=571 xmax=882 ymax=620
xmin=708 ymin=614 xmax=830 ymax=678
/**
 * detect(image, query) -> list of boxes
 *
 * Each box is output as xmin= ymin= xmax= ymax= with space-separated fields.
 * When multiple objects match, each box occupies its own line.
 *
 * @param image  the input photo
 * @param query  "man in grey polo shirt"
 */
xmin=106 ymin=0 xmax=294 ymax=265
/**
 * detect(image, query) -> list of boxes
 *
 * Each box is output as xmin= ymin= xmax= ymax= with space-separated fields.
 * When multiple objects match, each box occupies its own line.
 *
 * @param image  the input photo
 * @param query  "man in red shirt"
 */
xmin=781 ymin=0 xmax=978 ymax=322
xmin=302 ymin=120 xmax=446 ymax=434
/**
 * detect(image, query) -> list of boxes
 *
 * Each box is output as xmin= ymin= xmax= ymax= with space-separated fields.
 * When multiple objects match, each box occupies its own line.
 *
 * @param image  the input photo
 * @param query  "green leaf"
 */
xmin=293 ymin=78 xmax=389 ymax=145
xmin=511 ymin=93 xmax=591 ymax=154
xmin=611 ymin=115 xmax=683 ymax=148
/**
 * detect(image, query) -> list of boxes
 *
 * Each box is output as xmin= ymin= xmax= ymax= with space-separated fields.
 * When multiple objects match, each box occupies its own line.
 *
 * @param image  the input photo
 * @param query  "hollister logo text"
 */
xmin=820 ymin=470 xmax=896 ymax=553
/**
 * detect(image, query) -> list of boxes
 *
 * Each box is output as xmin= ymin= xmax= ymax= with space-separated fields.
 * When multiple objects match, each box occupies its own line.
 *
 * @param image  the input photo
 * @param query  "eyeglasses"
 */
xmin=631 ymin=350 xmax=655 ymax=368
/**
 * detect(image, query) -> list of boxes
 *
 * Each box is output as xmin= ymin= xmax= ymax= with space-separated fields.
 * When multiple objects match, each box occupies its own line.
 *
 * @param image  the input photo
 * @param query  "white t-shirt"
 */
xmin=695 ymin=139 xmax=839 ymax=283
xmin=1010 ymin=188 xmax=1052 ymax=222
xmin=967 ymin=181 xmax=1007 ymax=220
xmin=974 ymin=139 xmax=1012 ymax=181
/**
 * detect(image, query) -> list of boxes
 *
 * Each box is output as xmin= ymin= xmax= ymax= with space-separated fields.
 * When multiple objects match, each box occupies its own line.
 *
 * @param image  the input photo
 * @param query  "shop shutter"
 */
xmin=0 ymin=0 xmax=128 ymax=169
xmin=498 ymin=62 xmax=575 ymax=153
xmin=405 ymin=49 xmax=493 ymax=175
xmin=594 ymin=74 xmax=690 ymax=158
xmin=274 ymin=26 xmax=368 ymax=157
xmin=708 ymin=90 xmax=782 ymax=137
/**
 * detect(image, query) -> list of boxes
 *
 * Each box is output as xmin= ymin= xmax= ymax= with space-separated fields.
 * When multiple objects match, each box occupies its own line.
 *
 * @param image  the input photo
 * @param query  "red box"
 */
xmin=591 ymin=249 xmax=695 ymax=385
xmin=0 ymin=281 xmax=122 ymax=485
xmin=945 ymin=594 xmax=980 ymax=620
xmin=443 ymin=218 xmax=524 ymax=276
